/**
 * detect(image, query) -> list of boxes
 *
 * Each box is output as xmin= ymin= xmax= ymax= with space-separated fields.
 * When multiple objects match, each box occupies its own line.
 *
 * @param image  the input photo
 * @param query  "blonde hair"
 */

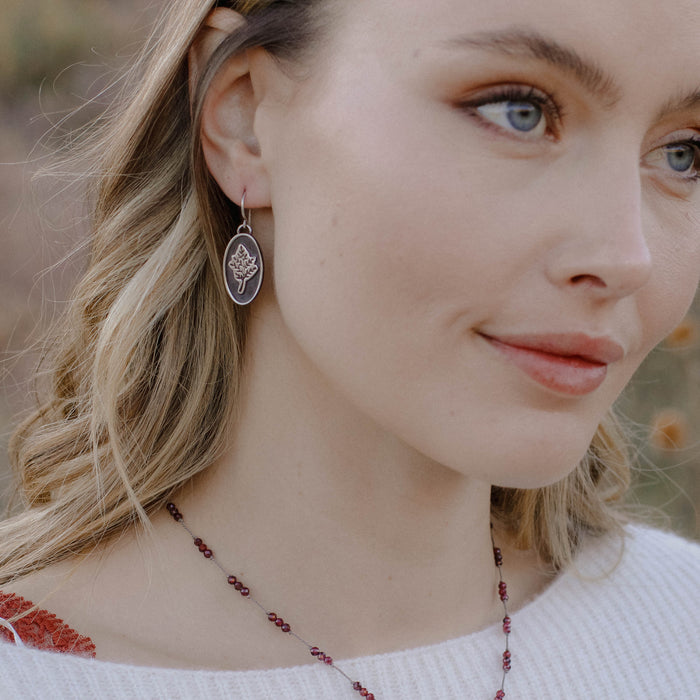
xmin=1 ymin=0 xmax=630 ymax=584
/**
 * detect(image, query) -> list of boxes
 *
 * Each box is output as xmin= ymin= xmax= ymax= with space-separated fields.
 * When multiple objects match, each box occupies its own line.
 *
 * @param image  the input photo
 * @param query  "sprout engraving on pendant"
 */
xmin=228 ymin=243 xmax=259 ymax=295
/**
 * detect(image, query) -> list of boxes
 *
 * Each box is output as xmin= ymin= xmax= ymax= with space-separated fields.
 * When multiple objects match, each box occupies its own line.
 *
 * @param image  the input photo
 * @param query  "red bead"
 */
xmin=353 ymin=682 xmax=362 ymax=691
xmin=324 ymin=656 xmax=333 ymax=665
xmin=275 ymin=618 xmax=284 ymax=627
xmin=234 ymin=582 xmax=243 ymax=591
xmin=367 ymin=695 xmax=375 ymax=700
xmin=281 ymin=623 xmax=291 ymax=633
xmin=310 ymin=647 xmax=320 ymax=657
xmin=268 ymin=613 xmax=277 ymax=622
xmin=503 ymin=616 xmax=511 ymax=633
xmin=360 ymin=690 xmax=369 ymax=697
xmin=318 ymin=653 xmax=326 ymax=662
xmin=240 ymin=587 xmax=249 ymax=596
xmin=198 ymin=543 xmax=207 ymax=552
xmin=166 ymin=502 xmax=176 ymax=510
xmin=194 ymin=538 xmax=202 ymax=547
xmin=203 ymin=549 xmax=213 ymax=558
xmin=495 ymin=691 xmax=506 ymax=700
xmin=228 ymin=576 xmax=237 ymax=585
xmin=174 ymin=513 xmax=183 ymax=521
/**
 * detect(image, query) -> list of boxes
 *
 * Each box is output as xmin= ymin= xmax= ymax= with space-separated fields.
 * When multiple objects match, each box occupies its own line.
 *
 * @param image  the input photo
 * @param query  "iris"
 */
xmin=664 ymin=144 xmax=696 ymax=174
xmin=505 ymin=101 xmax=543 ymax=132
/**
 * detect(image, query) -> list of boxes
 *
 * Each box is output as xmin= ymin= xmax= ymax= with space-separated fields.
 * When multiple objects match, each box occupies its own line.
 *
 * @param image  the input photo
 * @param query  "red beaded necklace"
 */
xmin=167 ymin=502 xmax=512 ymax=699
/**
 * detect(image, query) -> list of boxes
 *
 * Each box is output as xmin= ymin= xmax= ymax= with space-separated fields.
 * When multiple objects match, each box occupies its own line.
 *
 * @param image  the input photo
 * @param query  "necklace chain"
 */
xmin=167 ymin=502 xmax=512 ymax=699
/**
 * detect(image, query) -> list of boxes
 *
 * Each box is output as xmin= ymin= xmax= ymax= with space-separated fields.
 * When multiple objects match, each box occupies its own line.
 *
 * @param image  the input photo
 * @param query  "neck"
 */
xmin=13 ymin=298 xmax=549 ymax=675
xmin=171 ymin=299 xmax=501 ymax=657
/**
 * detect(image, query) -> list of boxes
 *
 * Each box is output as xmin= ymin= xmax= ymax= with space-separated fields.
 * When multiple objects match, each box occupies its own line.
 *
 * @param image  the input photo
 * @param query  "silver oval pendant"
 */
xmin=223 ymin=232 xmax=264 ymax=305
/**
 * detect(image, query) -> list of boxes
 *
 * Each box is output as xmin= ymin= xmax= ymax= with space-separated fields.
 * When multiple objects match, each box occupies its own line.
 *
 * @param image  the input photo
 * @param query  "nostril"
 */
xmin=570 ymin=274 xmax=606 ymax=287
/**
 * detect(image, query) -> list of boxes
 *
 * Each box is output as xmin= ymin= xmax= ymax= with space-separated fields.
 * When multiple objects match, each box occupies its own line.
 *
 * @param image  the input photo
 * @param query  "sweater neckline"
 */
xmin=2 ymin=527 xmax=630 ymax=677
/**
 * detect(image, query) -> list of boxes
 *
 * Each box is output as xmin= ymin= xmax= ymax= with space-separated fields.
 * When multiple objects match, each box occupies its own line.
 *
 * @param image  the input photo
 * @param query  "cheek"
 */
xmin=642 ymin=232 xmax=700 ymax=351
xmin=268 ymin=167 xmax=588 ymax=488
xmin=268 ymin=111 xmax=514 ymax=383
xmin=268 ymin=110 xmax=524 ymax=339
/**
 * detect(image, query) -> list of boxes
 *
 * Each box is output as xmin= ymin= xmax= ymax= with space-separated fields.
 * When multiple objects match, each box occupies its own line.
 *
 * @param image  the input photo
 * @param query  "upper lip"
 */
xmin=479 ymin=332 xmax=625 ymax=365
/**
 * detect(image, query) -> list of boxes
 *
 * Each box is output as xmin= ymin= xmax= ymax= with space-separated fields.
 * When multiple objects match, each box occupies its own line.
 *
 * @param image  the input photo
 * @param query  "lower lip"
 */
xmin=484 ymin=337 xmax=608 ymax=396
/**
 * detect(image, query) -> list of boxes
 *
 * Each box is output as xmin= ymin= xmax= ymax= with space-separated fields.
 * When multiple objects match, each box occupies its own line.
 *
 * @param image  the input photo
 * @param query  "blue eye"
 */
xmin=648 ymin=138 xmax=700 ymax=183
xmin=664 ymin=143 xmax=696 ymax=174
xmin=475 ymin=100 xmax=546 ymax=137
xmin=465 ymin=86 xmax=560 ymax=139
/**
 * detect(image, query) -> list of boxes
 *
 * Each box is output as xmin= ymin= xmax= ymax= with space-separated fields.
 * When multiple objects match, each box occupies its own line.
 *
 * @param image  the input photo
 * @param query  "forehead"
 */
xmin=325 ymin=0 xmax=700 ymax=102
xmin=335 ymin=0 xmax=700 ymax=49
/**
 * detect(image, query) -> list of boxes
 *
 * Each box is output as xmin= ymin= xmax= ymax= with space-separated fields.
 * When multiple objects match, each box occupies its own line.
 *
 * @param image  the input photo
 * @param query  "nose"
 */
xmin=545 ymin=158 xmax=652 ymax=300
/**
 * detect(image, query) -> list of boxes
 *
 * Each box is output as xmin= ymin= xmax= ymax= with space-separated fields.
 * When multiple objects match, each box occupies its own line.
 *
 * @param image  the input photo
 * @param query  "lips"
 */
xmin=479 ymin=332 xmax=625 ymax=396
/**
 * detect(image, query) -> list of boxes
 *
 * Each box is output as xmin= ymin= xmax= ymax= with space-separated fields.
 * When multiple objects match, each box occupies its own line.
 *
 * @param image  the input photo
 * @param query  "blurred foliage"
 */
xmin=0 ymin=0 xmax=163 ymax=504
xmin=620 ymin=308 xmax=700 ymax=540
xmin=0 ymin=0 xmax=116 ymax=97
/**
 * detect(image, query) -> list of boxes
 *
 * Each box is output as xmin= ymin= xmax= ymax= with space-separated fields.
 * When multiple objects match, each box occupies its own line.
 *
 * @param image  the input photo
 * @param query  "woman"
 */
xmin=1 ymin=0 xmax=699 ymax=697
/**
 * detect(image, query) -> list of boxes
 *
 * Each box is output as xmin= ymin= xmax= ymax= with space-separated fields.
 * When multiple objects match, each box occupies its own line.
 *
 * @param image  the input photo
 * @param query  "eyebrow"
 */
xmin=443 ymin=28 xmax=622 ymax=108
xmin=654 ymin=87 xmax=700 ymax=122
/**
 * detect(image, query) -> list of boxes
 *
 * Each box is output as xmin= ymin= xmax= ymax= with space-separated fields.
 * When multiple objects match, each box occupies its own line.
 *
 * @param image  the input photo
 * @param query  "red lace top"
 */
xmin=0 ymin=591 xmax=96 ymax=657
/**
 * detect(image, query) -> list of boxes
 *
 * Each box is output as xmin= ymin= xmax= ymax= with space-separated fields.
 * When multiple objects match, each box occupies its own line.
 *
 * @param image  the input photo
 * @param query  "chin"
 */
xmin=439 ymin=430 xmax=596 ymax=491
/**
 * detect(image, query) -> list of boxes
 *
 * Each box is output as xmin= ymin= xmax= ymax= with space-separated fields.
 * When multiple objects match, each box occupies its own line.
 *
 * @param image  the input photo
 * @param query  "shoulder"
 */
xmin=551 ymin=525 xmax=700 ymax=650
xmin=524 ymin=524 xmax=700 ymax=646
xmin=521 ymin=524 xmax=700 ymax=618
xmin=0 ymin=638 xmax=107 ymax=700
xmin=508 ymin=527 xmax=699 ymax=696
xmin=622 ymin=522 xmax=700 ymax=559
xmin=577 ymin=523 xmax=700 ymax=583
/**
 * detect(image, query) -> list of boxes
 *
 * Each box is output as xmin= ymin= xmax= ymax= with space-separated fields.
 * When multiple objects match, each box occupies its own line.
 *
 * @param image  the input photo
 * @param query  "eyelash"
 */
xmin=458 ymin=84 xmax=565 ymax=139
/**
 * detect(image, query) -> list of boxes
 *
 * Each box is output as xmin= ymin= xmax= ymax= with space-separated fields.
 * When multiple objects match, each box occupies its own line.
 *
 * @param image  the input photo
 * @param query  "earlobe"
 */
xmin=190 ymin=8 xmax=271 ymax=209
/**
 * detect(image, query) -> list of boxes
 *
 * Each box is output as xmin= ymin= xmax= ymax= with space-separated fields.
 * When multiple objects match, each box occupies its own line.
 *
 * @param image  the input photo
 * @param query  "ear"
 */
xmin=189 ymin=8 xmax=271 ymax=209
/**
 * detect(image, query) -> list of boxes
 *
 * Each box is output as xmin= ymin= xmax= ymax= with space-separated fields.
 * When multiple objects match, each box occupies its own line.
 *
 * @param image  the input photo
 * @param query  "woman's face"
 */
xmin=256 ymin=0 xmax=700 ymax=487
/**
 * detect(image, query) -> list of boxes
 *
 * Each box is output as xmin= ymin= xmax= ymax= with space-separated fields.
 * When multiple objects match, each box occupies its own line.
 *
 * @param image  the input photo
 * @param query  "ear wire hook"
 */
xmin=239 ymin=191 xmax=252 ymax=234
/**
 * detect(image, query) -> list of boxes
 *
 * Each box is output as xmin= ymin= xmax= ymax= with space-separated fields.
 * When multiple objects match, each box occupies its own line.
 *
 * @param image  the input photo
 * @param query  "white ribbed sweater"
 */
xmin=1 ymin=526 xmax=698 ymax=699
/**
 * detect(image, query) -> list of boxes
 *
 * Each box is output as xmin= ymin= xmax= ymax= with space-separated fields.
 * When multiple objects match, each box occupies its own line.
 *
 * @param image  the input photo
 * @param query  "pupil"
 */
xmin=506 ymin=102 xmax=542 ymax=132
xmin=665 ymin=145 xmax=695 ymax=173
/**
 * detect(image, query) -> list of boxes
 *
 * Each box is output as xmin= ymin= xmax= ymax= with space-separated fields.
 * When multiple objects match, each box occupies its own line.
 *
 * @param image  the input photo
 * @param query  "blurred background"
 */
xmin=0 ymin=0 xmax=699 ymax=540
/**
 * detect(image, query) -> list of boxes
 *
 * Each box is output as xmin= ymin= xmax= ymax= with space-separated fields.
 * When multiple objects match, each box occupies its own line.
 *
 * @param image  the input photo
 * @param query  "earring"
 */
xmin=223 ymin=192 xmax=264 ymax=305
